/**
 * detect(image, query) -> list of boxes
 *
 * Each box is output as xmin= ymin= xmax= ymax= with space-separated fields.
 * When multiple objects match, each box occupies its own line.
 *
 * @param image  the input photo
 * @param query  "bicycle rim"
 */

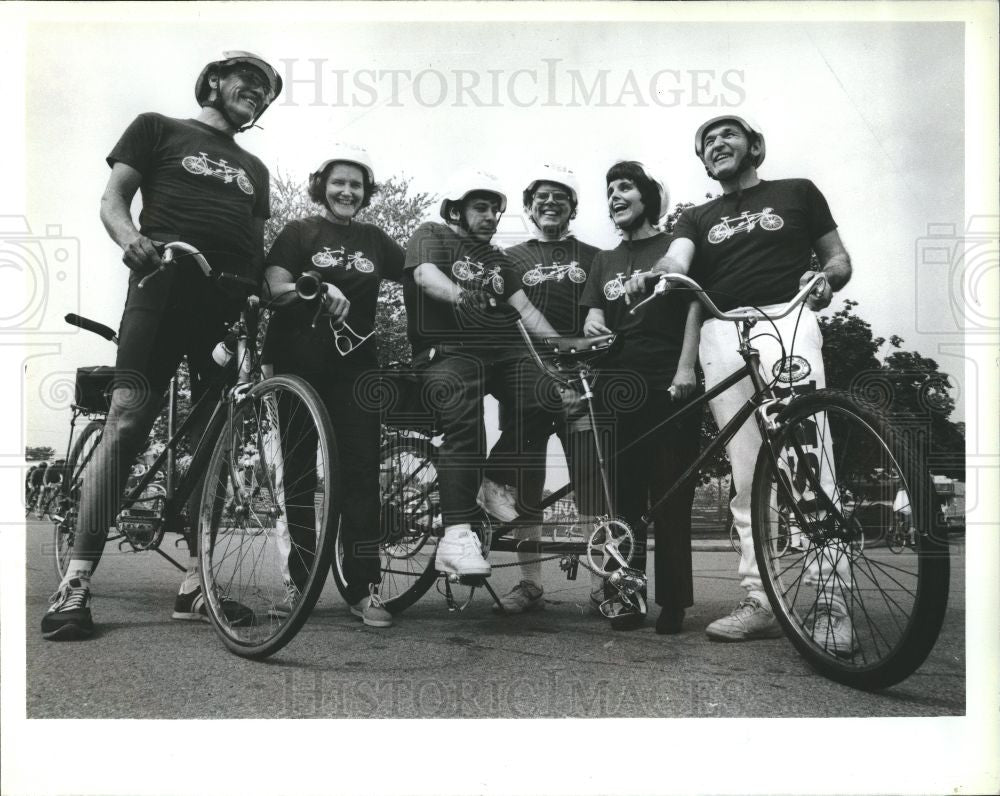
xmin=199 ymin=375 xmax=338 ymax=659
xmin=334 ymin=438 xmax=439 ymax=613
xmin=752 ymin=390 xmax=950 ymax=690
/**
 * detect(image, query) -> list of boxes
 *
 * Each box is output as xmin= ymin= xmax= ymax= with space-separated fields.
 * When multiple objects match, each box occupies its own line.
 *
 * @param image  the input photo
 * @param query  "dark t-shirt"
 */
xmin=108 ymin=113 xmax=270 ymax=307
xmin=505 ymin=237 xmax=599 ymax=336
xmin=672 ymin=178 xmax=837 ymax=312
xmin=580 ymin=232 xmax=691 ymax=390
xmin=264 ymin=216 xmax=405 ymax=371
xmin=403 ymin=222 xmax=520 ymax=355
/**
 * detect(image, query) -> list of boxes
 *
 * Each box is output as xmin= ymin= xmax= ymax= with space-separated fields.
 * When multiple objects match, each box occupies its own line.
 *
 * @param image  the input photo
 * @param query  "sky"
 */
xmin=2 ymin=3 xmax=998 ymax=796
xmin=7 ymin=7 xmax=985 ymax=454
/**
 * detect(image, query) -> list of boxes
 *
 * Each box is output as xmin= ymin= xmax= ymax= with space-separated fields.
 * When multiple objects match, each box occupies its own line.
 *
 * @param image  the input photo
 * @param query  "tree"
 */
xmin=26 ymin=445 xmax=56 ymax=461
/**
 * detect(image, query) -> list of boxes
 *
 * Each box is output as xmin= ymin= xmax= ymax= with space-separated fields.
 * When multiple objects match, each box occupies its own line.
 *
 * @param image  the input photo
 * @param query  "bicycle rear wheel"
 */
xmin=332 ymin=436 xmax=439 ymax=613
xmin=752 ymin=389 xmax=950 ymax=690
xmin=53 ymin=420 xmax=104 ymax=582
xmin=199 ymin=375 xmax=338 ymax=659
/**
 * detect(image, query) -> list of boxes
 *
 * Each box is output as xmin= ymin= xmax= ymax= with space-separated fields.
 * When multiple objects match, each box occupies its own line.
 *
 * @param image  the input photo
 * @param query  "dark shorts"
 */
xmin=115 ymin=271 xmax=240 ymax=403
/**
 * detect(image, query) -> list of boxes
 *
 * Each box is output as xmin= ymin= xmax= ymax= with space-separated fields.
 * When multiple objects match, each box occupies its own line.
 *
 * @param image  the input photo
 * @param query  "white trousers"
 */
xmin=700 ymin=308 xmax=849 ymax=610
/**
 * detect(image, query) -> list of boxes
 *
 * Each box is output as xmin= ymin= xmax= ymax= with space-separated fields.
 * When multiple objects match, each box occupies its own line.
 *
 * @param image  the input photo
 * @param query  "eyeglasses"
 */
xmin=329 ymin=319 xmax=373 ymax=356
xmin=533 ymin=191 xmax=571 ymax=204
xmin=228 ymin=67 xmax=274 ymax=99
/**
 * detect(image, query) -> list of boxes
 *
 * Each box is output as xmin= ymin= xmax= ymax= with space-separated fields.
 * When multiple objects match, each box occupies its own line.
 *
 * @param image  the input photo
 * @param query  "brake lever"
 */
xmin=628 ymin=275 xmax=669 ymax=315
xmin=137 ymin=246 xmax=173 ymax=289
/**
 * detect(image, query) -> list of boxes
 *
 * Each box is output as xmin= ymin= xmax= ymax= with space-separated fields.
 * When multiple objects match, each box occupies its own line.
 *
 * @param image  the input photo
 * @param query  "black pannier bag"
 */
xmin=74 ymin=366 xmax=116 ymax=414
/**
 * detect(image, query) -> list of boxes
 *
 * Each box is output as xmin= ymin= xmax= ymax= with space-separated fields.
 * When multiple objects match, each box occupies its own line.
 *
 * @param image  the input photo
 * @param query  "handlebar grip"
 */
xmin=64 ymin=313 xmax=117 ymax=342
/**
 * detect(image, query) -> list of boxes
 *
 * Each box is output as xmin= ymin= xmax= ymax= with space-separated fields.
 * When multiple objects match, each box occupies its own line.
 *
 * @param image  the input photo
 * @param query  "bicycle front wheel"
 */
xmin=53 ymin=420 xmax=104 ymax=582
xmin=752 ymin=389 xmax=950 ymax=690
xmin=199 ymin=375 xmax=339 ymax=659
xmin=332 ymin=436 xmax=439 ymax=613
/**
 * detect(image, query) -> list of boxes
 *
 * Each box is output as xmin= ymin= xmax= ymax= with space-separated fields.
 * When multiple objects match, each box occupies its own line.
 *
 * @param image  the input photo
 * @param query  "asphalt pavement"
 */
xmin=24 ymin=520 xmax=965 ymax=719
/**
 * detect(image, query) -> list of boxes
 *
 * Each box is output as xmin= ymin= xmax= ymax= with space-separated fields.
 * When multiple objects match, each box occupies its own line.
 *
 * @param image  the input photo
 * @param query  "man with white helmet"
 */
xmin=404 ymin=169 xmax=559 ymax=578
xmin=41 ymin=51 xmax=281 ymax=640
xmin=480 ymin=165 xmax=600 ymax=612
xmin=628 ymin=115 xmax=854 ymax=647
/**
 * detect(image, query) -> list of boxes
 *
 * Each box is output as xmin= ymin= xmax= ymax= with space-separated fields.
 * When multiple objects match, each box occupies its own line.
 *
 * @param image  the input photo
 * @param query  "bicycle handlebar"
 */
xmin=629 ymin=272 xmax=826 ymax=322
xmin=64 ymin=313 xmax=118 ymax=343
xmin=138 ymin=241 xmax=258 ymax=295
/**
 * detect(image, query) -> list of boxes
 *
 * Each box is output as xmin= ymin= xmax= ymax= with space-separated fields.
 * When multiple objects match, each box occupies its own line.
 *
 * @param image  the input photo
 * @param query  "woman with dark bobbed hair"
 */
xmin=264 ymin=144 xmax=404 ymax=628
xmin=574 ymin=160 xmax=701 ymax=633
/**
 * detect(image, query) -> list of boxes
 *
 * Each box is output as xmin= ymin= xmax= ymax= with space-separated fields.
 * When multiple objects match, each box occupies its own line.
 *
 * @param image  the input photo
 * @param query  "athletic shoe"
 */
xmin=173 ymin=585 xmax=254 ymax=627
xmin=811 ymin=606 xmax=859 ymax=657
xmin=268 ymin=579 xmax=303 ymax=619
xmin=705 ymin=597 xmax=783 ymax=641
xmin=492 ymin=580 xmax=544 ymax=613
xmin=476 ymin=478 xmax=518 ymax=522
xmin=603 ymin=593 xmax=647 ymax=631
xmin=655 ymin=606 xmax=685 ymax=635
xmin=435 ymin=526 xmax=490 ymax=577
xmin=41 ymin=578 xmax=94 ymax=641
xmin=350 ymin=585 xmax=392 ymax=628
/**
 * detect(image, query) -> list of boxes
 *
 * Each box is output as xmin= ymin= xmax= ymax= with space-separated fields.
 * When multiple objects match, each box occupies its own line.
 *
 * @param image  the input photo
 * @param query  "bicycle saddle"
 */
xmin=541 ymin=334 xmax=616 ymax=356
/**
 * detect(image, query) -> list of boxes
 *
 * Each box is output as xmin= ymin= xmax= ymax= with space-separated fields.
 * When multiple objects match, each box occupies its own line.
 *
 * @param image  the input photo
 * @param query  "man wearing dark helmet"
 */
xmin=41 ymin=51 xmax=281 ymax=641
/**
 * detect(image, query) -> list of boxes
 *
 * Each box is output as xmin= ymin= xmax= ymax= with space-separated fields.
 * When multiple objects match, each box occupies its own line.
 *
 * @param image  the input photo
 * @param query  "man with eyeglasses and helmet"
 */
xmin=41 ymin=51 xmax=282 ymax=640
xmin=404 ymin=169 xmax=560 ymax=581
xmin=627 ymin=114 xmax=854 ymax=651
xmin=480 ymin=165 xmax=600 ymax=613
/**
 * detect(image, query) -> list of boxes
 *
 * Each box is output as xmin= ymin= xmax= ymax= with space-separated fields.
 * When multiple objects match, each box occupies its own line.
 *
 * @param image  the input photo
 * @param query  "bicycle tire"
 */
xmin=53 ymin=420 xmax=104 ymax=582
xmin=332 ymin=436 xmax=439 ymax=614
xmin=198 ymin=375 xmax=339 ymax=659
xmin=751 ymin=389 xmax=950 ymax=690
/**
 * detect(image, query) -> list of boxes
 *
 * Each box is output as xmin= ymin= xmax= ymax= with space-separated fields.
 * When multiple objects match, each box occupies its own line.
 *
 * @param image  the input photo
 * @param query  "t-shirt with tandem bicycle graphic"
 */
xmin=402 ymin=222 xmax=521 ymax=356
xmin=263 ymin=215 xmax=404 ymax=370
xmin=672 ymin=178 xmax=837 ymax=313
xmin=107 ymin=113 xmax=271 ymax=284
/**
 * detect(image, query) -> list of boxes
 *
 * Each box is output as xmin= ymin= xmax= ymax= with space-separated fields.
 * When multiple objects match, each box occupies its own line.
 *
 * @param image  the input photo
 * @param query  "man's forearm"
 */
xmin=414 ymin=263 xmax=463 ymax=304
xmin=99 ymin=190 xmax=141 ymax=251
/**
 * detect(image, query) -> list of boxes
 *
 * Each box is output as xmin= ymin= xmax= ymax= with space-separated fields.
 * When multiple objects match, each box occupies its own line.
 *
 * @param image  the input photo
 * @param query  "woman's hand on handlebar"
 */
xmin=624 ymin=271 xmax=660 ymax=304
xmin=321 ymin=283 xmax=351 ymax=324
xmin=801 ymin=271 xmax=832 ymax=311
xmin=668 ymin=365 xmax=697 ymax=401
xmin=121 ymin=234 xmax=163 ymax=274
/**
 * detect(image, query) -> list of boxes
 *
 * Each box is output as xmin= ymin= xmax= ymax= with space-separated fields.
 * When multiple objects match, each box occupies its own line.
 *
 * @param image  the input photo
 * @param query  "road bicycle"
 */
xmin=336 ymin=273 xmax=950 ymax=690
xmin=49 ymin=241 xmax=341 ymax=659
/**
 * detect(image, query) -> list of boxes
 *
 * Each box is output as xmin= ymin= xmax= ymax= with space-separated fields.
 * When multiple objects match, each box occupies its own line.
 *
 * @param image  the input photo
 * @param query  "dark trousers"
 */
xmin=419 ymin=349 xmax=553 ymax=526
xmin=274 ymin=357 xmax=381 ymax=604
xmin=565 ymin=381 xmax=699 ymax=610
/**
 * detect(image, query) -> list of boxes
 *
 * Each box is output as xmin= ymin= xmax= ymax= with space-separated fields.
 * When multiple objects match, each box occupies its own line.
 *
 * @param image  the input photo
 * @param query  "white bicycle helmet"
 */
xmin=439 ymin=168 xmax=508 ymax=220
xmin=195 ymin=50 xmax=283 ymax=129
xmin=523 ymin=164 xmax=580 ymax=208
xmin=694 ymin=115 xmax=766 ymax=167
xmin=314 ymin=144 xmax=376 ymax=185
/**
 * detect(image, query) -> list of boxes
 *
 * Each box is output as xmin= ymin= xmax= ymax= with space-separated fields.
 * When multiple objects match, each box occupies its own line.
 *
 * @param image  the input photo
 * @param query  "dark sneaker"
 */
xmin=173 ymin=585 xmax=254 ymax=627
xmin=602 ymin=590 xmax=647 ymax=632
xmin=350 ymin=585 xmax=393 ymax=628
xmin=705 ymin=597 xmax=783 ymax=641
xmin=41 ymin=578 xmax=94 ymax=641
xmin=493 ymin=580 xmax=544 ymax=614
xmin=655 ymin=606 xmax=685 ymax=635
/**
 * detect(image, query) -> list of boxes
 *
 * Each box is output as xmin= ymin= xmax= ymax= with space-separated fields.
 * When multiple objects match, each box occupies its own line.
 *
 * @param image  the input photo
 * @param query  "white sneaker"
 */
xmin=493 ymin=580 xmax=544 ymax=613
xmin=812 ymin=606 xmax=859 ymax=657
xmin=436 ymin=525 xmax=491 ymax=577
xmin=476 ymin=478 xmax=518 ymax=522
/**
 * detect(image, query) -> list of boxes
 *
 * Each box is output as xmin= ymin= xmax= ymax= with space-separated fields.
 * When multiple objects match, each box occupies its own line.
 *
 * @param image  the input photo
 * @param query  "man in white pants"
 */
xmin=629 ymin=115 xmax=854 ymax=647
